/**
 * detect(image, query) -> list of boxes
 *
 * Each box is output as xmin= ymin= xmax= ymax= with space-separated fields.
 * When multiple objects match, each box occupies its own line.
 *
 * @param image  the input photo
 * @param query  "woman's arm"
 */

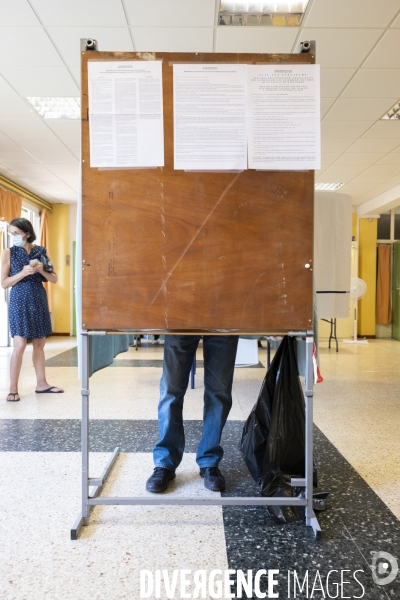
xmin=35 ymin=254 xmax=58 ymax=284
xmin=1 ymin=248 xmax=37 ymax=289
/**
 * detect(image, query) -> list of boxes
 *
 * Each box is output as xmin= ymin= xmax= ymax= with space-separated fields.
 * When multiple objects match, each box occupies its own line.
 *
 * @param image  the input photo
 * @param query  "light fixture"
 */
xmin=315 ymin=183 xmax=344 ymax=191
xmin=25 ymin=97 xmax=80 ymax=119
xmin=219 ymin=1 xmax=310 ymax=26
xmin=381 ymin=100 xmax=400 ymax=120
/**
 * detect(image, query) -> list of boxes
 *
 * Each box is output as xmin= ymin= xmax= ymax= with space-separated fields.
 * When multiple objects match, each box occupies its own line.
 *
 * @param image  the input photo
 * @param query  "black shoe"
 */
xmin=146 ymin=467 xmax=176 ymax=493
xmin=200 ymin=466 xmax=225 ymax=492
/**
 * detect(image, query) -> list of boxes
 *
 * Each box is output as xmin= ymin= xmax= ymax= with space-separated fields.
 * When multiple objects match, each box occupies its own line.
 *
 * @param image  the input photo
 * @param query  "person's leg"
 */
xmin=196 ymin=335 xmax=239 ymax=468
xmin=32 ymin=337 xmax=63 ymax=392
xmin=8 ymin=336 xmax=27 ymax=400
xmin=153 ymin=335 xmax=200 ymax=470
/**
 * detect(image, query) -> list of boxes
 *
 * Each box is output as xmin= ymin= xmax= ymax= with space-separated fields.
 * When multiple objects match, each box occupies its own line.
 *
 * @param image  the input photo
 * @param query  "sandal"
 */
xmin=35 ymin=386 xmax=64 ymax=394
xmin=7 ymin=392 xmax=20 ymax=402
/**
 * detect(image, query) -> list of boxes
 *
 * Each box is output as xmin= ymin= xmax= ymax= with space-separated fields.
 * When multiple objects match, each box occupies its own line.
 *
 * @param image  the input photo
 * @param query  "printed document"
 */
xmin=88 ymin=61 xmax=164 ymax=168
xmin=247 ymin=64 xmax=320 ymax=170
xmin=173 ymin=64 xmax=247 ymax=170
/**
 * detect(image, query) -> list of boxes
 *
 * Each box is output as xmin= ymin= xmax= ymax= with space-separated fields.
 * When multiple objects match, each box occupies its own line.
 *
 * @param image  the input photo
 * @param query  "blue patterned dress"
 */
xmin=8 ymin=245 xmax=52 ymax=339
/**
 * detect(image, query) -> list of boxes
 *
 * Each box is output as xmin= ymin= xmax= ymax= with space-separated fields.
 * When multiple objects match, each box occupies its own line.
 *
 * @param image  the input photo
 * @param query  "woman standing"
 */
xmin=1 ymin=217 xmax=63 ymax=401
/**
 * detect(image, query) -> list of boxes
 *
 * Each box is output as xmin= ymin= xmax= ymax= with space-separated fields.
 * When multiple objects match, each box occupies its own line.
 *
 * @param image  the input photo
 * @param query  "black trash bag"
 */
xmin=239 ymin=336 xmax=318 ymax=524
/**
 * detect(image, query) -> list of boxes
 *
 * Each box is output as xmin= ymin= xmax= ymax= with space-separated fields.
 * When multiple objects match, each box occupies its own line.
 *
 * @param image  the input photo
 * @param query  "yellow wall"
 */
xmin=48 ymin=205 xmax=70 ymax=334
xmin=358 ymin=218 xmax=377 ymax=336
xmin=352 ymin=213 xmax=357 ymax=239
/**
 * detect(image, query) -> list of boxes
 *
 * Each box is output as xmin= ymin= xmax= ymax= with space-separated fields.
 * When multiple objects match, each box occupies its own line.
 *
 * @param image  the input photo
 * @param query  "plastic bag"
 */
xmin=239 ymin=336 xmax=317 ymax=524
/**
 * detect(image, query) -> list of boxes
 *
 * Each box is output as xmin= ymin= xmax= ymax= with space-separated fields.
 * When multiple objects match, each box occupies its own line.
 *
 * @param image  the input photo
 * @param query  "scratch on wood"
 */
xmin=149 ymin=172 xmax=241 ymax=307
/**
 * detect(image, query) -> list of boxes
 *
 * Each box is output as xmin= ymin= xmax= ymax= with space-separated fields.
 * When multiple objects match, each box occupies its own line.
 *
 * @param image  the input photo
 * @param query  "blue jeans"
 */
xmin=153 ymin=335 xmax=239 ymax=470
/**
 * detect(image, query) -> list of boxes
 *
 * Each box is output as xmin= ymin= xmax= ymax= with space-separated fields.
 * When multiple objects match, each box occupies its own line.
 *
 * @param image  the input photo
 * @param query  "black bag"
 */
xmin=239 ymin=336 xmax=318 ymax=524
xmin=40 ymin=253 xmax=54 ymax=273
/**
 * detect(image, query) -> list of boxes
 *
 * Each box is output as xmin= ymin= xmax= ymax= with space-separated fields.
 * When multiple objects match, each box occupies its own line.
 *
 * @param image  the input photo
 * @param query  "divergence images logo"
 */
xmin=370 ymin=551 xmax=398 ymax=586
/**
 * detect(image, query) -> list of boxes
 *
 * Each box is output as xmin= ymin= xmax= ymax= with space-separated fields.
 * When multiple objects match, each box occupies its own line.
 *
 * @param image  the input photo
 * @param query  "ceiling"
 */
xmin=0 ymin=0 xmax=400 ymax=212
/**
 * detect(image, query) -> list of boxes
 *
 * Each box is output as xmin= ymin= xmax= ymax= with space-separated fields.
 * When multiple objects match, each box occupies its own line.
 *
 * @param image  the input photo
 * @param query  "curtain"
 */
xmin=40 ymin=209 xmax=54 ymax=312
xmin=376 ymin=245 xmax=391 ymax=325
xmin=0 ymin=188 xmax=22 ymax=222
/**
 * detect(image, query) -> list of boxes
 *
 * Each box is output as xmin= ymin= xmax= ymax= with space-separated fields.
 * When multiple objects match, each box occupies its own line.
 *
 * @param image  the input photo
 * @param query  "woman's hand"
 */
xmin=21 ymin=265 xmax=37 ymax=277
xmin=34 ymin=262 xmax=44 ymax=274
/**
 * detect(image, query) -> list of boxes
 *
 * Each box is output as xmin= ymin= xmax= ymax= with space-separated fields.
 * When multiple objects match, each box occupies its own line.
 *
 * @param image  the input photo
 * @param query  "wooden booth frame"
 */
xmin=72 ymin=43 xmax=321 ymax=540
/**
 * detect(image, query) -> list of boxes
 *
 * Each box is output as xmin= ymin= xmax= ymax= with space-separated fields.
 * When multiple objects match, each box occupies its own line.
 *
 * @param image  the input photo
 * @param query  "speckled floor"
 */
xmin=1 ymin=336 xmax=400 ymax=599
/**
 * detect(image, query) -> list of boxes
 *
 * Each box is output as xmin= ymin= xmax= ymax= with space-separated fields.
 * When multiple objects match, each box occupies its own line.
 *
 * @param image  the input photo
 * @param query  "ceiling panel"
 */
xmin=48 ymin=27 xmax=134 ymax=66
xmin=0 ymin=119 xmax=58 ymax=140
xmin=2 ymin=162 xmax=52 ymax=175
xmin=0 ymin=0 xmax=41 ymax=26
xmin=45 ymin=120 xmax=81 ymax=138
xmin=0 ymin=150 xmax=42 ymax=165
xmin=0 ymin=132 xmax=23 ymax=153
xmin=0 ymin=98 xmax=42 ymax=120
xmin=304 ymin=0 xmax=400 ymax=28
xmin=0 ymin=75 xmax=19 ymax=98
xmin=0 ymin=67 xmax=80 ymax=96
xmin=47 ymin=190 xmax=78 ymax=202
xmin=29 ymin=150 xmax=79 ymax=164
xmin=131 ymin=27 xmax=214 ymax=52
xmin=362 ymin=164 xmax=400 ymax=176
xmin=321 ymin=121 xmax=373 ymax=139
xmin=19 ymin=135 xmax=73 ymax=156
xmin=346 ymin=138 xmax=400 ymax=153
xmin=377 ymin=153 xmax=400 ymax=165
xmin=321 ymin=164 xmax=368 ymax=177
xmin=322 ymin=138 xmax=354 ymax=153
xmin=324 ymin=97 xmax=397 ymax=121
xmin=29 ymin=0 xmax=127 ymax=26
xmin=23 ymin=173 xmax=65 ymax=184
xmin=320 ymin=150 xmax=341 ymax=164
xmin=342 ymin=69 xmax=400 ymax=99
xmin=216 ymin=26 xmax=298 ymax=53
xmin=34 ymin=181 xmax=75 ymax=193
xmin=320 ymin=69 xmax=355 ymax=98
xmin=124 ymin=0 xmax=216 ymax=28
xmin=316 ymin=171 xmax=359 ymax=185
xmin=349 ymin=173 xmax=395 ymax=185
xmin=363 ymin=30 xmax=400 ymax=69
xmin=391 ymin=14 xmax=400 ymax=27
xmin=56 ymin=173 xmax=79 ymax=190
xmin=337 ymin=183 xmax=372 ymax=198
xmin=0 ymin=28 xmax=64 ymax=67
xmin=44 ymin=163 xmax=79 ymax=174
xmin=300 ymin=29 xmax=383 ymax=68
xmin=321 ymin=98 xmax=335 ymax=118
xmin=362 ymin=120 xmax=400 ymax=139
xmin=392 ymin=145 xmax=400 ymax=153
xmin=334 ymin=152 xmax=387 ymax=165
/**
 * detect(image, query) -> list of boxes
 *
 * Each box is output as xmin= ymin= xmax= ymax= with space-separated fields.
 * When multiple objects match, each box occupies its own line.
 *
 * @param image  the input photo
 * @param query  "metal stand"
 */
xmin=322 ymin=318 xmax=338 ymax=352
xmin=71 ymin=331 xmax=321 ymax=540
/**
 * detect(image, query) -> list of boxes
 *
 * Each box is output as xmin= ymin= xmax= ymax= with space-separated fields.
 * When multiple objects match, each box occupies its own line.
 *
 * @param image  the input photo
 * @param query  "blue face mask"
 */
xmin=12 ymin=235 xmax=26 ymax=247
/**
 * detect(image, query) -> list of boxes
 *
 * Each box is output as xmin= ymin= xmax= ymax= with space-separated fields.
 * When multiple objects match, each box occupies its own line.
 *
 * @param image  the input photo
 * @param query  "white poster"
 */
xmin=247 ymin=64 xmax=320 ymax=170
xmin=173 ymin=64 xmax=247 ymax=171
xmin=88 ymin=61 xmax=164 ymax=168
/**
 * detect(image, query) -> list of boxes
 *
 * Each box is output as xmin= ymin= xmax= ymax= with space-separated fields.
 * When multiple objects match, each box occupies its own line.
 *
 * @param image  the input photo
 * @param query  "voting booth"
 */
xmin=72 ymin=43 xmax=321 ymax=539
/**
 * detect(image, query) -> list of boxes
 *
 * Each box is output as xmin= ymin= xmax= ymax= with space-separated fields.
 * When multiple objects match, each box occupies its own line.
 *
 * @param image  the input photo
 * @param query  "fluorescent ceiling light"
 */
xmin=381 ymin=100 xmax=400 ymax=120
xmin=25 ymin=97 xmax=80 ymax=119
xmin=315 ymin=183 xmax=344 ymax=191
xmin=219 ymin=0 xmax=310 ymax=26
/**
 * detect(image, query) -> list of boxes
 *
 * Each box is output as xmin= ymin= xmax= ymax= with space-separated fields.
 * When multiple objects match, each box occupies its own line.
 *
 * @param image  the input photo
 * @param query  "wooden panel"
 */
xmin=81 ymin=52 xmax=314 ymax=332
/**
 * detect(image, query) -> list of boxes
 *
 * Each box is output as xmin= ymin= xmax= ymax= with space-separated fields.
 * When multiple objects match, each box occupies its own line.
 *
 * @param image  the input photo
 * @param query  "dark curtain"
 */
xmin=376 ymin=245 xmax=391 ymax=325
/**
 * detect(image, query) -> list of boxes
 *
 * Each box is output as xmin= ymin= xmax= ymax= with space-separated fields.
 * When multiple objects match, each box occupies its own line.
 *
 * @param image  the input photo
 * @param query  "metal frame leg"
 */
xmin=304 ymin=335 xmax=321 ymax=539
xmin=71 ymin=333 xmax=120 ymax=540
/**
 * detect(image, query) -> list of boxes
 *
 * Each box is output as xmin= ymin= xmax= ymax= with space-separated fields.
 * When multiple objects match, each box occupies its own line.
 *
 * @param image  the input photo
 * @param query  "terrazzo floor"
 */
xmin=1 ymin=336 xmax=400 ymax=599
